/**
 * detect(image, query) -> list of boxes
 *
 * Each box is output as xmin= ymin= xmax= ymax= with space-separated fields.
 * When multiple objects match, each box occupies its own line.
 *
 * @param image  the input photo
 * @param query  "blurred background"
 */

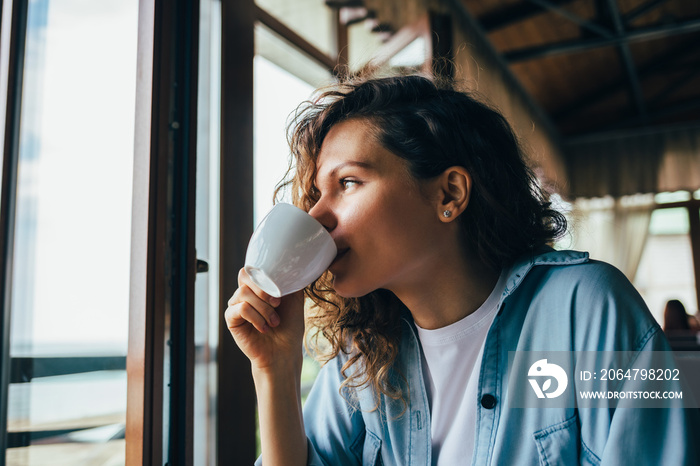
xmin=0 ymin=0 xmax=698 ymax=464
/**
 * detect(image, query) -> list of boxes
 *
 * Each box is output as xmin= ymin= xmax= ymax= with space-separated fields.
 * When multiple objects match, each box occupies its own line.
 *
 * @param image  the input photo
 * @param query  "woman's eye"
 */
xmin=340 ymin=178 xmax=359 ymax=189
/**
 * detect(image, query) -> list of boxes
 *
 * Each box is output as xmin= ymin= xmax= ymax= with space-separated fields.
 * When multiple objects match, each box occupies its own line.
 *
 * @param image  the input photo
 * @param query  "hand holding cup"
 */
xmin=225 ymin=203 xmax=337 ymax=369
xmin=225 ymin=269 xmax=305 ymax=370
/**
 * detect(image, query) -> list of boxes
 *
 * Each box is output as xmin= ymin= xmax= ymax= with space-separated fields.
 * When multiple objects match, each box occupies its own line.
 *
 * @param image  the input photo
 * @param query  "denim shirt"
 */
xmin=268 ymin=249 xmax=698 ymax=465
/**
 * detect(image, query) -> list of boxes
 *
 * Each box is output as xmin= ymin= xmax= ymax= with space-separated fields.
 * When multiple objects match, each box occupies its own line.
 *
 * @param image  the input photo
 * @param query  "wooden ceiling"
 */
xmin=463 ymin=0 xmax=700 ymax=138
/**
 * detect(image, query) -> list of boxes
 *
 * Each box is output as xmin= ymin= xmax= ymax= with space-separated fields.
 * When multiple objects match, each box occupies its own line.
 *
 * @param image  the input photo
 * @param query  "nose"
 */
xmin=309 ymin=197 xmax=336 ymax=233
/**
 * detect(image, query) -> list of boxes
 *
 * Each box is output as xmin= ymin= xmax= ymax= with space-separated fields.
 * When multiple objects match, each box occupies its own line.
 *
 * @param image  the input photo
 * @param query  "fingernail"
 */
xmin=270 ymin=296 xmax=281 ymax=307
xmin=261 ymin=323 xmax=269 ymax=333
xmin=269 ymin=313 xmax=280 ymax=327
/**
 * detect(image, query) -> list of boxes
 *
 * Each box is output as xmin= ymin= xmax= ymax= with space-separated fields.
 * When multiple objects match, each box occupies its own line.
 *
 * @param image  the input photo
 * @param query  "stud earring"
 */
xmin=443 ymin=210 xmax=452 ymax=218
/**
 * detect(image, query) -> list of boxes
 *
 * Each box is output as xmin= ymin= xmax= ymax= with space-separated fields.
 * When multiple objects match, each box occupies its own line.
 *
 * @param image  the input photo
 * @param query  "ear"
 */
xmin=435 ymin=166 xmax=471 ymax=223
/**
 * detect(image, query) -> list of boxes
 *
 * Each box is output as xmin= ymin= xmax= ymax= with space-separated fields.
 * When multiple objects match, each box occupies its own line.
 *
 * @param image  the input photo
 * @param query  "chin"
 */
xmin=331 ymin=275 xmax=374 ymax=299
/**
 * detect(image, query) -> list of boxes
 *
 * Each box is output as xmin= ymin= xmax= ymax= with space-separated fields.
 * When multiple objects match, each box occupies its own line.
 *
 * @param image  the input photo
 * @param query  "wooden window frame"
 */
xmin=127 ymin=0 xmax=199 ymax=464
xmin=0 ymin=2 xmax=457 ymax=464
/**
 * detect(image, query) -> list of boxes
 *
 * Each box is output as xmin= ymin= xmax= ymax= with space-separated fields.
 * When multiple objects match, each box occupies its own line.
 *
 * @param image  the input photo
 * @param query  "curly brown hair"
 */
xmin=276 ymin=75 xmax=566 ymax=410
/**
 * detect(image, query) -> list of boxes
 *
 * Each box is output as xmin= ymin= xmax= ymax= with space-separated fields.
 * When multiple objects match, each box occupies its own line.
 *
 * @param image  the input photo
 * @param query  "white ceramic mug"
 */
xmin=244 ymin=203 xmax=337 ymax=298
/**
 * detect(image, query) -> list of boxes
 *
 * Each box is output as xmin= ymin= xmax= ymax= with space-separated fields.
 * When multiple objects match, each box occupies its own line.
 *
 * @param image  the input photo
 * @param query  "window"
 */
xmin=4 ymin=0 xmax=138 ymax=464
xmin=252 ymin=19 xmax=334 ymax=457
xmin=635 ymin=204 xmax=699 ymax=325
xmin=0 ymin=1 xmax=442 ymax=464
xmin=193 ymin=0 xmax=222 ymax=464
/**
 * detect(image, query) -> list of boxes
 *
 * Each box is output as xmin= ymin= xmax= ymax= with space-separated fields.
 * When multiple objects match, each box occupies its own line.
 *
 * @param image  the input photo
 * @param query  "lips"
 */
xmin=330 ymin=248 xmax=349 ymax=269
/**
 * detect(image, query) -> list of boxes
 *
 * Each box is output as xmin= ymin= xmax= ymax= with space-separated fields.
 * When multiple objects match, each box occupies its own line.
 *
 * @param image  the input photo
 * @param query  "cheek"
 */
xmin=339 ymin=200 xmax=367 ymax=226
xmin=337 ymin=191 xmax=385 ymax=233
xmin=385 ymin=192 xmax=434 ymax=232
xmin=368 ymin=198 xmax=434 ymax=254
xmin=338 ymin=182 xmax=436 ymax=255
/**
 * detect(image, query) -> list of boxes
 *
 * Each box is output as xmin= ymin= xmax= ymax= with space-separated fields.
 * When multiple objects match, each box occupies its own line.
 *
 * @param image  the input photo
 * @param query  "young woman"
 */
xmin=225 ymin=76 xmax=697 ymax=465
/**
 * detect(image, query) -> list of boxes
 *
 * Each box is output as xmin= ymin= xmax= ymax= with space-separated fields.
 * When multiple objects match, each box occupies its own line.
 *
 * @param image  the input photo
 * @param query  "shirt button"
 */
xmin=481 ymin=394 xmax=497 ymax=409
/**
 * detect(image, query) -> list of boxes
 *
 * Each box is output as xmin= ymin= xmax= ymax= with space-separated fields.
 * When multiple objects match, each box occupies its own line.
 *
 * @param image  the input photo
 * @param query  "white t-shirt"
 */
xmin=415 ymin=270 xmax=508 ymax=466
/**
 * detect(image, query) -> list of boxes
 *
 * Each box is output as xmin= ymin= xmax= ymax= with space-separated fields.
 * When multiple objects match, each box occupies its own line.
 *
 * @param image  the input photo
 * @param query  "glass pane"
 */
xmin=193 ymin=0 xmax=221 ymax=465
xmin=347 ymin=20 xmax=384 ymax=72
xmin=389 ymin=36 xmax=427 ymax=68
xmin=634 ymin=208 xmax=697 ymax=325
xmin=256 ymin=0 xmax=335 ymax=57
xmin=648 ymin=207 xmax=690 ymax=235
xmin=348 ymin=22 xmax=383 ymax=73
xmin=655 ymin=190 xmax=692 ymax=204
xmin=6 ymin=0 xmax=138 ymax=464
xmin=253 ymin=37 xmax=332 ymax=457
xmin=348 ymin=22 xmax=428 ymax=76
xmin=253 ymin=55 xmax=316 ymax=224
xmin=255 ymin=23 xmax=334 ymax=91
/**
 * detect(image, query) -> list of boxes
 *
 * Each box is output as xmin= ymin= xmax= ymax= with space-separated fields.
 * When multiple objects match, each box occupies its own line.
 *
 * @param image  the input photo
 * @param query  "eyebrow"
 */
xmin=326 ymin=161 xmax=374 ymax=178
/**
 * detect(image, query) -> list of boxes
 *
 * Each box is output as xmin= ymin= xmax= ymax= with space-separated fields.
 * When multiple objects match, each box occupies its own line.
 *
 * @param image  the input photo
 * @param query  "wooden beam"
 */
xmin=324 ymin=0 xmax=364 ymax=7
xmin=554 ymin=40 xmax=698 ymax=122
xmin=430 ymin=11 xmax=455 ymax=80
xmin=504 ymin=18 xmax=700 ymax=62
xmin=609 ymin=97 xmax=700 ymax=130
xmin=527 ymin=0 xmax=613 ymax=38
xmin=564 ymin=121 xmax=700 ymax=145
xmin=600 ymin=0 xmax=647 ymax=118
xmin=335 ymin=7 xmax=349 ymax=78
xmin=478 ymin=0 xmax=576 ymax=32
xmin=254 ymin=4 xmax=338 ymax=73
xmin=623 ymin=0 xmax=669 ymax=26
xmin=654 ymin=199 xmax=700 ymax=211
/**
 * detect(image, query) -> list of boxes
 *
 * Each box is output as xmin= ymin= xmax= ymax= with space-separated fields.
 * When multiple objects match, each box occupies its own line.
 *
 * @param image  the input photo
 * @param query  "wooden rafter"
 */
xmin=503 ymin=17 xmax=700 ymax=62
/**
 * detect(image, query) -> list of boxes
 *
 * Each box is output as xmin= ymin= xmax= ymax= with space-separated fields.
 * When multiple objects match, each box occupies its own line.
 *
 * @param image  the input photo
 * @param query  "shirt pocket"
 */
xmin=533 ymin=413 xmax=597 ymax=466
xmin=362 ymin=430 xmax=382 ymax=466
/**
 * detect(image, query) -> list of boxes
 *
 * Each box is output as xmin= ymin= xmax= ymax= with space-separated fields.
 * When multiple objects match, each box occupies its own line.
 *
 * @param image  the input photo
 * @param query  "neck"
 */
xmin=390 ymin=246 xmax=500 ymax=330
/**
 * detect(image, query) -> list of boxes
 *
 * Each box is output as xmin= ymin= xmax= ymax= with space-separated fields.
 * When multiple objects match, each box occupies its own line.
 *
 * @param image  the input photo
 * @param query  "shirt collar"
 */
xmin=399 ymin=247 xmax=589 ymax=325
xmin=502 ymin=246 xmax=589 ymax=299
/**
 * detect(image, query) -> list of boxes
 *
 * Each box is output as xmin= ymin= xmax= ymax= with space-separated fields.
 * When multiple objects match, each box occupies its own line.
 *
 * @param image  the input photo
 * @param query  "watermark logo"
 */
xmin=509 ymin=351 xmax=695 ymax=408
xmin=528 ymin=359 xmax=568 ymax=399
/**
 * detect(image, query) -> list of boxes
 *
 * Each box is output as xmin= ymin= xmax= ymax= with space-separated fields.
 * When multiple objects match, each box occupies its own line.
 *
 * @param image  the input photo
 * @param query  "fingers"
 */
xmin=225 ymin=269 xmax=282 ymax=334
xmin=227 ymin=301 xmax=270 ymax=334
xmin=237 ymin=267 xmax=281 ymax=307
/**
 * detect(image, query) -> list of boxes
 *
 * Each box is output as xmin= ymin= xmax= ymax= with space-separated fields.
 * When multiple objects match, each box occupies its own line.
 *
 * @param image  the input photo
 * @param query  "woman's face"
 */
xmin=309 ymin=118 xmax=446 ymax=298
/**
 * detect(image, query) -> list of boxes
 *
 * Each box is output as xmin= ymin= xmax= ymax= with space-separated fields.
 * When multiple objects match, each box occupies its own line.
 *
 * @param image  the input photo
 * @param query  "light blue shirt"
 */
xmin=265 ymin=248 xmax=699 ymax=465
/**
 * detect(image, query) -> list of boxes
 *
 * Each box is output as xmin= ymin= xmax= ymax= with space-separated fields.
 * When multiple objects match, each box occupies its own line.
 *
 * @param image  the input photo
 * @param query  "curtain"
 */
xmin=569 ymin=194 xmax=655 ymax=281
xmin=565 ymin=126 xmax=700 ymax=199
